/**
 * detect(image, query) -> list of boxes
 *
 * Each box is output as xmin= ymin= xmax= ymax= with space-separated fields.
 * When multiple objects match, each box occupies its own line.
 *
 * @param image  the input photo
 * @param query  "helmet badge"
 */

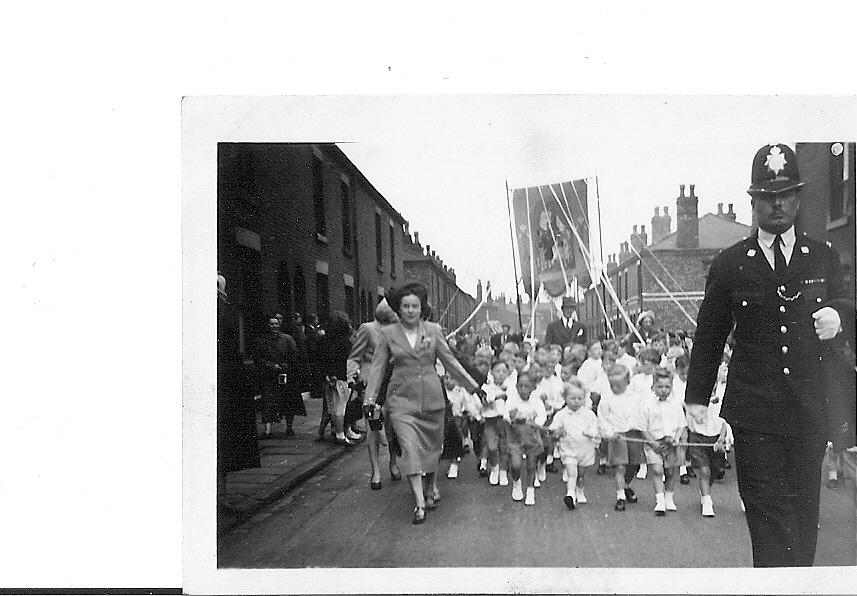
xmin=765 ymin=146 xmax=787 ymax=176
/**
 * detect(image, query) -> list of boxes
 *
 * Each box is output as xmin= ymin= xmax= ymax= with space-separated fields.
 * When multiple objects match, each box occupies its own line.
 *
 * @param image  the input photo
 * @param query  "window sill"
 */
xmin=826 ymin=216 xmax=849 ymax=231
xmin=316 ymin=233 xmax=329 ymax=244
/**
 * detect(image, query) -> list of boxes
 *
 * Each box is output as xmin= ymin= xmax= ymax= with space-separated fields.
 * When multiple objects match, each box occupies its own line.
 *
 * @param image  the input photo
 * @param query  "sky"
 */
xmin=334 ymin=96 xmax=855 ymax=302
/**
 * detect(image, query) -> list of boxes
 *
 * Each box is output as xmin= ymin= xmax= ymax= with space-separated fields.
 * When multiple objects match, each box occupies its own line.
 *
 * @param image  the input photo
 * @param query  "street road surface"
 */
xmin=218 ymin=446 xmax=855 ymax=568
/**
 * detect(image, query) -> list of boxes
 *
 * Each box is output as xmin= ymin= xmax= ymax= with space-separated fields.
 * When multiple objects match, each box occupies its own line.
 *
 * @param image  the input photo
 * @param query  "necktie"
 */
xmin=774 ymin=233 xmax=786 ymax=278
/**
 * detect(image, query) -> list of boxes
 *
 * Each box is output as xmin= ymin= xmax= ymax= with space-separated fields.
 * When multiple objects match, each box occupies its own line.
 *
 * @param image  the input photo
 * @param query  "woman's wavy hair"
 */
xmin=326 ymin=310 xmax=352 ymax=338
xmin=387 ymin=281 xmax=432 ymax=320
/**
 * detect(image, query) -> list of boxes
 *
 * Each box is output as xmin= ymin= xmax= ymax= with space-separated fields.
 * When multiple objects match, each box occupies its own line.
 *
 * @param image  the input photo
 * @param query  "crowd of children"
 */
xmin=443 ymin=332 xmax=737 ymax=517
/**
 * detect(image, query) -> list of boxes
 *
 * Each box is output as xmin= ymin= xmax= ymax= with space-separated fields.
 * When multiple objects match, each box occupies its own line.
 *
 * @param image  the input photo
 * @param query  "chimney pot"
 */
xmin=641 ymin=224 xmax=646 ymax=233
xmin=689 ymin=184 xmax=696 ymax=197
xmin=728 ymin=203 xmax=734 ymax=214
xmin=679 ymin=184 xmax=686 ymax=197
xmin=717 ymin=203 xmax=724 ymax=215
xmin=414 ymin=231 xmax=420 ymax=245
xmin=664 ymin=206 xmax=669 ymax=215
xmin=654 ymin=206 xmax=660 ymax=216
xmin=633 ymin=224 xmax=638 ymax=234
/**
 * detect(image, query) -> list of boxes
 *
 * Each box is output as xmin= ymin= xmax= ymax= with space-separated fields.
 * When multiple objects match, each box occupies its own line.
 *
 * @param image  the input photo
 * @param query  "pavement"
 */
xmin=217 ymin=393 xmax=361 ymax=535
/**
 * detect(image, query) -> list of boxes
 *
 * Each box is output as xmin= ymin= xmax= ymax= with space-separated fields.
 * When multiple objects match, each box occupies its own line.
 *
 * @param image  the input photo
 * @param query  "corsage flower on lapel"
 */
xmin=416 ymin=329 xmax=433 ymax=353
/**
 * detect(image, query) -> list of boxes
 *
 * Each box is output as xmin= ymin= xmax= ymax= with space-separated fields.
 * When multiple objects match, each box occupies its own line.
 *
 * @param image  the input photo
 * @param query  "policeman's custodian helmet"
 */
xmin=748 ymin=144 xmax=804 ymax=195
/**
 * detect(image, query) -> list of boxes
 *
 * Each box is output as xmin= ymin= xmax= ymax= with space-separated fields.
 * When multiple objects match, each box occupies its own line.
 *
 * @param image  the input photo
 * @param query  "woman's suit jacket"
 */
xmin=364 ymin=321 xmax=479 ymax=415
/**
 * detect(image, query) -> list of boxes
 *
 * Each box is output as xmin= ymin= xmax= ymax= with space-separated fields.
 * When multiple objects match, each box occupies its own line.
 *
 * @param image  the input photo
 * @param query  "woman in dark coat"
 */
xmin=363 ymin=282 xmax=484 ymax=525
xmin=317 ymin=311 xmax=354 ymax=444
xmin=217 ymin=275 xmax=260 ymax=488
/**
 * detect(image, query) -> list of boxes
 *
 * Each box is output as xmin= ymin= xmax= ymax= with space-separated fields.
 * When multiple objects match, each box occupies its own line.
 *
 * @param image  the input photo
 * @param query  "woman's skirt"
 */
xmin=389 ymin=407 xmax=445 ymax=476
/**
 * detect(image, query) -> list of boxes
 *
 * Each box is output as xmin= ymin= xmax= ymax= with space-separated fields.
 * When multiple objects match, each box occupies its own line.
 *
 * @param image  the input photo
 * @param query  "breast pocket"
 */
xmin=731 ymin=289 xmax=765 ymax=333
xmin=801 ymin=278 xmax=828 ymax=307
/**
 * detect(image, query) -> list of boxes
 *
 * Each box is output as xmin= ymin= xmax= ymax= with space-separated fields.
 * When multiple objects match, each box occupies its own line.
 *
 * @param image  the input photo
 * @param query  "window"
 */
xmin=316 ymin=272 xmax=329 ymax=326
xmin=830 ymin=142 xmax=854 ymax=223
xmin=344 ymin=285 xmax=355 ymax=323
xmin=341 ymin=180 xmax=352 ymax=255
xmin=313 ymin=155 xmax=326 ymax=238
xmin=389 ymin=224 xmax=396 ymax=277
xmin=293 ymin=266 xmax=306 ymax=319
xmin=375 ymin=212 xmax=383 ymax=269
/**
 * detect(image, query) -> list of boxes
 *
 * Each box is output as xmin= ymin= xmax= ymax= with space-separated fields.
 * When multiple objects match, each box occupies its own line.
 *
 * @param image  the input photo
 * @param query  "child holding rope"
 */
xmin=597 ymin=364 xmax=646 ymax=511
xmin=550 ymin=378 xmax=599 ymax=509
xmin=641 ymin=367 xmax=687 ymax=515
xmin=505 ymin=370 xmax=546 ymax=505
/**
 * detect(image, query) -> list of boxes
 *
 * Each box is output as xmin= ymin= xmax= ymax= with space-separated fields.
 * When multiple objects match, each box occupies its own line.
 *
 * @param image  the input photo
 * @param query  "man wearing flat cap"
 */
xmin=686 ymin=144 xmax=853 ymax=567
xmin=543 ymin=296 xmax=586 ymax=348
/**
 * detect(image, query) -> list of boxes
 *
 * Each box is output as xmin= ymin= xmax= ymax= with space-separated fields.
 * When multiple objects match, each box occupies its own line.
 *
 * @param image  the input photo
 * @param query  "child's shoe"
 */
xmin=636 ymin=464 xmax=648 ymax=479
xmin=511 ymin=479 xmax=524 ymax=501
xmin=563 ymin=494 xmax=576 ymax=510
xmin=499 ymin=470 xmax=509 ymax=486
xmin=545 ymin=462 xmax=558 ymax=473
xmin=614 ymin=499 xmax=626 ymax=511
xmin=596 ymin=463 xmax=607 ymax=475
xmin=701 ymin=495 xmax=715 ymax=517
xmin=575 ymin=488 xmax=587 ymax=504
xmin=447 ymin=462 xmax=459 ymax=479
xmin=624 ymin=487 xmax=638 ymax=503
xmin=525 ymin=487 xmax=536 ymax=506
xmin=654 ymin=494 xmax=666 ymax=516
xmin=489 ymin=465 xmax=500 ymax=485
xmin=664 ymin=492 xmax=677 ymax=511
xmin=680 ymin=474 xmax=690 ymax=485
xmin=533 ymin=476 xmax=541 ymax=488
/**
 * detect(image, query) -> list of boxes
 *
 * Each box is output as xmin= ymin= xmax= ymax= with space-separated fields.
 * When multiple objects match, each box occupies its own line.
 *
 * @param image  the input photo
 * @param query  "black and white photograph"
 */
xmin=9 ymin=4 xmax=857 ymax=594
xmin=183 ymin=95 xmax=857 ymax=593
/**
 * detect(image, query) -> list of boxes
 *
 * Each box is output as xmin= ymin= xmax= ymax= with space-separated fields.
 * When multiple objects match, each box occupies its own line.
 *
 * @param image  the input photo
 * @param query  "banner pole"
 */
xmin=506 ymin=181 xmax=524 ymax=331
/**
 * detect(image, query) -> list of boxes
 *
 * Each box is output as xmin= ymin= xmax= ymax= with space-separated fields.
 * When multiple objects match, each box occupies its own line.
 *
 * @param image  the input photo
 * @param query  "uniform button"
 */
xmin=782 ymin=346 xmax=788 ymax=354
xmin=816 ymin=297 xmax=822 ymax=303
xmin=741 ymin=300 xmax=748 ymax=307
xmin=780 ymin=325 xmax=787 ymax=333
xmin=783 ymin=367 xmax=790 ymax=375
xmin=779 ymin=305 xmax=786 ymax=313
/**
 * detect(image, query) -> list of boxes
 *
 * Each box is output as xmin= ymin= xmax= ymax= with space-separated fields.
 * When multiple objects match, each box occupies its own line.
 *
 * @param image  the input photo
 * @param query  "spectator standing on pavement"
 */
xmin=317 ymin=311 xmax=355 ymax=445
xmin=286 ymin=312 xmax=311 ymax=397
xmin=685 ymin=143 xmax=853 ymax=566
xmin=347 ymin=299 xmax=401 ymax=489
xmin=304 ymin=313 xmax=324 ymax=400
xmin=217 ymin=273 xmax=260 ymax=504
xmin=362 ymin=281 xmax=484 ymax=525
xmin=253 ymin=313 xmax=300 ymax=437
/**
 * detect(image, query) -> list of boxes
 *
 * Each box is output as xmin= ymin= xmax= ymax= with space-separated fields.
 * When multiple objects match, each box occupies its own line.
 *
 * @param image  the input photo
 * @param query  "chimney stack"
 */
xmin=414 ymin=231 xmax=420 ymax=246
xmin=476 ymin=279 xmax=483 ymax=302
xmin=426 ymin=244 xmax=431 ymax=256
xmin=726 ymin=203 xmax=737 ymax=222
xmin=676 ymin=183 xmax=699 ymax=249
xmin=631 ymin=224 xmax=647 ymax=251
xmin=651 ymin=204 xmax=672 ymax=244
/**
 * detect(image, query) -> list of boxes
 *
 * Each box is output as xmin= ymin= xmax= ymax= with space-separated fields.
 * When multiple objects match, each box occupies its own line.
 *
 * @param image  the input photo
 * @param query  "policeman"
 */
xmin=685 ymin=144 xmax=852 ymax=567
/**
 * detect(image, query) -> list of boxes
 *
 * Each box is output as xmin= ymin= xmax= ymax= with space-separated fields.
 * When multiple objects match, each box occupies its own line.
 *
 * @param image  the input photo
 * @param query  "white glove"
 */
xmin=812 ymin=307 xmax=842 ymax=341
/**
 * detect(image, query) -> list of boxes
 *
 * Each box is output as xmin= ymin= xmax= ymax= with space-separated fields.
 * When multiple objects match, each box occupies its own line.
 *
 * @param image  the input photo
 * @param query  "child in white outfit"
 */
xmin=505 ymin=370 xmax=547 ymax=505
xmin=550 ymin=377 xmax=599 ymax=509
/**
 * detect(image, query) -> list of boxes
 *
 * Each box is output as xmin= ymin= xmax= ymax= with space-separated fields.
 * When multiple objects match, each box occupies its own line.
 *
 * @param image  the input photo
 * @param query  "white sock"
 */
xmin=701 ymin=494 xmax=713 ymax=506
xmin=480 ymin=457 xmax=487 ymax=469
xmin=829 ymin=470 xmax=838 ymax=480
xmin=655 ymin=492 xmax=665 ymax=503
xmin=616 ymin=489 xmax=626 ymax=500
xmin=546 ymin=453 xmax=554 ymax=465
xmin=680 ymin=465 xmax=687 ymax=475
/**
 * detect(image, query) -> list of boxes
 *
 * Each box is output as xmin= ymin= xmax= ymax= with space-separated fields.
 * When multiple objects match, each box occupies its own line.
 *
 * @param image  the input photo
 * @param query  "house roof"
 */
xmin=648 ymin=213 xmax=753 ymax=251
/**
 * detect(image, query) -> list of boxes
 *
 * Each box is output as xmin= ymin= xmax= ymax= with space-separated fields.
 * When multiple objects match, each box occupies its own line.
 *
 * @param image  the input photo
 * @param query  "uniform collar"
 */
xmin=757 ymin=225 xmax=795 ymax=250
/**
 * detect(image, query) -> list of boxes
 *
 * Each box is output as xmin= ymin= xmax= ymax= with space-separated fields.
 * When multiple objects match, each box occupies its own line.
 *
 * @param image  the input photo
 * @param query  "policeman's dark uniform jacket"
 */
xmin=685 ymin=144 xmax=853 ymax=568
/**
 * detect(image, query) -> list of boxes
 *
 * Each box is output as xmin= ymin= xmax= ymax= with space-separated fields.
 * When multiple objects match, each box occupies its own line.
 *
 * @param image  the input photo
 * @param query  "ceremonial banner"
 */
xmin=511 ymin=180 xmax=590 ymax=297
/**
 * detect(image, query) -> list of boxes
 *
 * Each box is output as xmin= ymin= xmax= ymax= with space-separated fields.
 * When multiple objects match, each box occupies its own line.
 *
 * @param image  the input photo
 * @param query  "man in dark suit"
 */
xmin=490 ymin=324 xmax=512 ymax=358
xmin=686 ymin=144 xmax=852 ymax=567
xmin=543 ymin=296 xmax=586 ymax=348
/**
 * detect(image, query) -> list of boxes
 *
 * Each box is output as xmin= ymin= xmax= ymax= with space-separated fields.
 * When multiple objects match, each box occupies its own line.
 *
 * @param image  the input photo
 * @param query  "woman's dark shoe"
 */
xmin=370 ymin=481 xmax=382 ymax=490
xmin=624 ymin=488 xmax=637 ymax=503
xmin=412 ymin=506 xmax=426 ymax=525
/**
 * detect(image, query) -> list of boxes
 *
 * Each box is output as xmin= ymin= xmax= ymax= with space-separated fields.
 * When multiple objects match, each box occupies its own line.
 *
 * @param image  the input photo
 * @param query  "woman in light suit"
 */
xmin=363 ymin=282 xmax=485 ymax=525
